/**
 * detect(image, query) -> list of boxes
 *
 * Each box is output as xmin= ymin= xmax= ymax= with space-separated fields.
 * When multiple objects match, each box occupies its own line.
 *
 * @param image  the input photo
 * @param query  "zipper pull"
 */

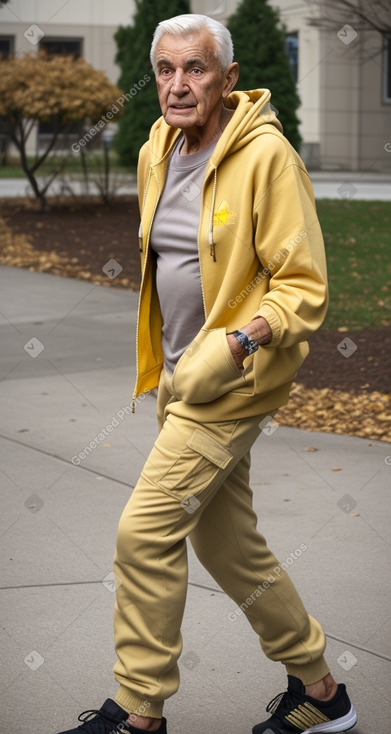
xmin=138 ymin=222 xmax=143 ymax=252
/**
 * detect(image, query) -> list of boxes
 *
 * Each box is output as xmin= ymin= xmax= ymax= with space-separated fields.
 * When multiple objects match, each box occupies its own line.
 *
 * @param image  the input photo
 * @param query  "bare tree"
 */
xmin=307 ymin=0 xmax=391 ymax=39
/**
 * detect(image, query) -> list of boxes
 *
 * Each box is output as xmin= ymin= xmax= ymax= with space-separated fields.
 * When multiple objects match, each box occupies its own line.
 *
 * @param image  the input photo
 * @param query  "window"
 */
xmin=39 ymin=37 xmax=82 ymax=59
xmin=285 ymin=31 xmax=299 ymax=84
xmin=384 ymin=37 xmax=391 ymax=103
xmin=38 ymin=38 xmax=83 ymax=136
xmin=0 ymin=36 xmax=14 ymax=59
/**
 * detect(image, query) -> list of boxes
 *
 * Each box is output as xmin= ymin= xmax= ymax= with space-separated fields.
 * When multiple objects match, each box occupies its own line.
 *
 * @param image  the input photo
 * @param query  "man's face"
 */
xmin=154 ymin=29 xmax=234 ymax=132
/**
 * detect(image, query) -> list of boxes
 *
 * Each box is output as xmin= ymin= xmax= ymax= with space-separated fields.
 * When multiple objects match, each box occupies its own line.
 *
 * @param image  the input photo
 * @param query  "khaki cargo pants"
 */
xmin=113 ymin=370 xmax=329 ymax=718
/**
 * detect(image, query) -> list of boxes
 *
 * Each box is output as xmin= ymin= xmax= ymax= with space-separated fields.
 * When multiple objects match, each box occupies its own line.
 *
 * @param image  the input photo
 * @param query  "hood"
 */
xmin=212 ymin=88 xmax=283 ymax=165
xmin=146 ymin=88 xmax=282 ymax=167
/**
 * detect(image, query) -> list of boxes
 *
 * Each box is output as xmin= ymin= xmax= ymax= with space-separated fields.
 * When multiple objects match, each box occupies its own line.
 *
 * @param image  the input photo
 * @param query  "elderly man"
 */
xmin=58 ymin=14 xmax=357 ymax=734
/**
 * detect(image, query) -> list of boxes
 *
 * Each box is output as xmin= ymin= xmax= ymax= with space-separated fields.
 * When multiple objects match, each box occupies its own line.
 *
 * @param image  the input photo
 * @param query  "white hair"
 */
xmin=150 ymin=14 xmax=234 ymax=73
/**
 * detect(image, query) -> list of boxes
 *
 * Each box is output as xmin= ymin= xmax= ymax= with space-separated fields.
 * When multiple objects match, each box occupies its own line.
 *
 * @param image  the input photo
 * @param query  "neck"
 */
xmin=180 ymin=105 xmax=234 ymax=156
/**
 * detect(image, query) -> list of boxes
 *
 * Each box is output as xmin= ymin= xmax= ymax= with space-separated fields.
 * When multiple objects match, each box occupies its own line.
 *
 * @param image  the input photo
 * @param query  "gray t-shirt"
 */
xmin=150 ymin=137 xmax=217 ymax=373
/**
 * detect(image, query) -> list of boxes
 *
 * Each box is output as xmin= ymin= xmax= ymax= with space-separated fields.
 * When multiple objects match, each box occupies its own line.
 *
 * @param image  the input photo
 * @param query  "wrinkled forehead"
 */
xmin=155 ymin=28 xmax=219 ymax=67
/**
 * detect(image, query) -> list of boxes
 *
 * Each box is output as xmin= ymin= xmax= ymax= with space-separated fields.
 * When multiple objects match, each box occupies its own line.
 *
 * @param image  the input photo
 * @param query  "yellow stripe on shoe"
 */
xmin=286 ymin=702 xmax=331 ymax=730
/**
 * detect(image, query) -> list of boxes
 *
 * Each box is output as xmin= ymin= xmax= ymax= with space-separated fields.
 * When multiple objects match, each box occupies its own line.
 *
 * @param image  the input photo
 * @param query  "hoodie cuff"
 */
xmin=253 ymin=305 xmax=281 ymax=346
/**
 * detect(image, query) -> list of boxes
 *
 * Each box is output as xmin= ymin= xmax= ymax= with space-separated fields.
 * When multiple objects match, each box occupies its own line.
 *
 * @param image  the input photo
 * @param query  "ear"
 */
xmin=222 ymin=62 xmax=240 ymax=98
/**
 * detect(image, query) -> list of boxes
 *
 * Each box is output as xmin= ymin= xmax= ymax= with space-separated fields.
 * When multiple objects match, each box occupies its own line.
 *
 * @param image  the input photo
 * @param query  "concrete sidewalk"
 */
xmin=0 ymin=266 xmax=390 ymax=733
xmin=1 ymin=168 xmax=391 ymax=200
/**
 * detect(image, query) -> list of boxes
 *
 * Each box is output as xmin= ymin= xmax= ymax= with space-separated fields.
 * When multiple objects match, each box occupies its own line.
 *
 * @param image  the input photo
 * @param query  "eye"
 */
xmin=190 ymin=67 xmax=203 ymax=76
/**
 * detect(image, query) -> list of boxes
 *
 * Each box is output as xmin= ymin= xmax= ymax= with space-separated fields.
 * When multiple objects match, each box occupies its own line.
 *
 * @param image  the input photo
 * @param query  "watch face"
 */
xmin=233 ymin=330 xmax=259 ymax=355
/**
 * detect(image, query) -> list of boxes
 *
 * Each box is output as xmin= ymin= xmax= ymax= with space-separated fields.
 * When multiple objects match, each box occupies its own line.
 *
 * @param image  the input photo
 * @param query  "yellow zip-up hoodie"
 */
xmin=134 ymin=89 xmax=328 ymax=422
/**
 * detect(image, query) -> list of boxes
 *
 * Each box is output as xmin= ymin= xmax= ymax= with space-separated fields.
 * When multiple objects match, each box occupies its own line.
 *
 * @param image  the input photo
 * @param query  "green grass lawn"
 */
xmin=0 ymin=169 xmax=389 ymax=332
xmin=316 ymin=199 xmax=391 ymax=330
xmin=0 ymin=154 xmax=135 ymax=178
xmin=0 ymin=165 xmax=27 ymax=178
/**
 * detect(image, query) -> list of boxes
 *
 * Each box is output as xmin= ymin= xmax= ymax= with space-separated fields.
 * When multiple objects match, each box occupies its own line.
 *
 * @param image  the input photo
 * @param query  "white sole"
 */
xmin=302 ymin=705 xmax=358 ymax=733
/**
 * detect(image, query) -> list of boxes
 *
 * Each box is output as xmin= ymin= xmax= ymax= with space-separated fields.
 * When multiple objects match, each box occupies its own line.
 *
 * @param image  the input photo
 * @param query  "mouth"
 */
xmin=169 ymin=104 xmax=196 ymax=111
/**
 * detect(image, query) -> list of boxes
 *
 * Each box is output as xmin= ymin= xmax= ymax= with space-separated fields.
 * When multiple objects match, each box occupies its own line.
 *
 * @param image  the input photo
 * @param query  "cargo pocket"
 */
xmin=151 ymin=427 xmax=233 ymax=504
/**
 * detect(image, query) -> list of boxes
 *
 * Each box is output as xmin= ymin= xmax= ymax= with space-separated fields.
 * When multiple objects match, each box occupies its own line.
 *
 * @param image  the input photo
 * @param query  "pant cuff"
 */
xmin=115 ymin=685 xmax=164 ymax=720
xmin=285 ymin=655 xmax=330 ymax=685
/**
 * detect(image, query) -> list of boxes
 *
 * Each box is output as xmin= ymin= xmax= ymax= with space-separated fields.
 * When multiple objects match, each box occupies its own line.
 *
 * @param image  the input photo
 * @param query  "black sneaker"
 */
xmin=252 ymin=676 xmax=357 ymax=733
xmin=57 ymin=698 xmax=167 ymax=734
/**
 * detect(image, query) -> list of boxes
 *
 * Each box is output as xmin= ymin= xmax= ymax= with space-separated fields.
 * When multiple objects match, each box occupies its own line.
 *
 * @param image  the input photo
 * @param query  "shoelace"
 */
xmin=77 ymin=708 xmax=129 ymax=734
xmin=266 ymin=688 xmax=303 ymax=717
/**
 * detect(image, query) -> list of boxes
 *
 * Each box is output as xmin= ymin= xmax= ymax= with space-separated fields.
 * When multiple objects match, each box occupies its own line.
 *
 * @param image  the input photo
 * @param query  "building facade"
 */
xmin=1 ymin=0 xmax=390 ymax=171
xmin=272 ymin=0 xmax=391 ymax=172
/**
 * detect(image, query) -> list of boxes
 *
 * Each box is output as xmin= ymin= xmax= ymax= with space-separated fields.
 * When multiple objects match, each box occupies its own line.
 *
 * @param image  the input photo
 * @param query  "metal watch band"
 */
xmin=231 ymin=329 xmax=259 ymax=355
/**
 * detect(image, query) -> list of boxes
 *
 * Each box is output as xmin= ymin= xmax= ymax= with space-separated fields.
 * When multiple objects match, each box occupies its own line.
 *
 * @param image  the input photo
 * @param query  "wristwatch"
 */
xmin=231 ymin=330 xmax=259 ymax=356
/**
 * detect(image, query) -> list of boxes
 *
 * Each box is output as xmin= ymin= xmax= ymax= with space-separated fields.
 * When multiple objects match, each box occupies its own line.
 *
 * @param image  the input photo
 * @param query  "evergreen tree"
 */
xmin=227 ymin=0 xmax=302 ymax=151
xmin=115 ymin=0 xmax=190 ymax=166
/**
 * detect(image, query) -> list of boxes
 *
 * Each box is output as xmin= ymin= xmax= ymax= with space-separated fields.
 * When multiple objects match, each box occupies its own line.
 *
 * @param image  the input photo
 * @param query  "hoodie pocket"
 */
xmin=172 ymin=327 xmax=253 ymax=404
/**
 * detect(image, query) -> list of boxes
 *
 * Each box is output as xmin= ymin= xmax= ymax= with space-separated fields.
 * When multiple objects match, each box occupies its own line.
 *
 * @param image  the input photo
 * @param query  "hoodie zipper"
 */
xmin=132 ymin=146 xmax=177 ymax=409
xmin=197 ymin=165 xmax=218 ymax=320
xmin=132 ymin=170 xmax=160 ymax=410
xmin=138 ymin=167 xmax=152 ymax=253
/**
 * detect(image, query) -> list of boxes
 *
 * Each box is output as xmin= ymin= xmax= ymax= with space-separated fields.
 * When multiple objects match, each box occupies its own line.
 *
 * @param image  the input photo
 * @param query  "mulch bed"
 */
xmin=1 ymin=196 xmax=390 ymax=442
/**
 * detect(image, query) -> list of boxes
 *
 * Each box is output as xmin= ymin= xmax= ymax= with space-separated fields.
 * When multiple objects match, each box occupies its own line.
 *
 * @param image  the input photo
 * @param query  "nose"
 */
xmin=170 ymin=68 xmax=189 ymax=95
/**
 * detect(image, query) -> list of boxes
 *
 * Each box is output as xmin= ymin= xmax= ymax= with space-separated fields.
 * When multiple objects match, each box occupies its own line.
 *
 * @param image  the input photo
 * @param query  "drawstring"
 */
xmin=208 ymin=168 xmax=218 ymax=261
